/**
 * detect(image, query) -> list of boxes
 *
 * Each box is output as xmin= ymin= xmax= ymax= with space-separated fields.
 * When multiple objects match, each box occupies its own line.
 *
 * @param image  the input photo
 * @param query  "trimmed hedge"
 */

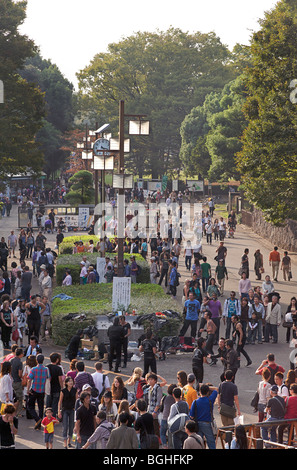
xmin=56 ymin=252 xmax=150 ymax=284
xmin=51 ymin=283 xmax=182 ymax=346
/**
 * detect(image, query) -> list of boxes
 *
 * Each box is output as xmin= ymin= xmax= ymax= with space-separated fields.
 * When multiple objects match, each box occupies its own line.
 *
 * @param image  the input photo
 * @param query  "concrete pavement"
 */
xmin=1 ymin=204 xmax=297 ymax=449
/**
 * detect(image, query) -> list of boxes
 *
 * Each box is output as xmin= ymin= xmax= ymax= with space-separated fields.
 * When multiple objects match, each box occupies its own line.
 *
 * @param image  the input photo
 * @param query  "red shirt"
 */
xmin=41 ymin=416 xmax=58 ymax=433
xmin=284 ymin=396 xmax=297 ymax=419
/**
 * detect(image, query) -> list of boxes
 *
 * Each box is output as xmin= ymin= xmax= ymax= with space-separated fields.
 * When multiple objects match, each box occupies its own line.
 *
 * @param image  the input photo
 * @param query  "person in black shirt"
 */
xmin=139 ymin=330 xmax=158 ymax=376
xmin=46 ymin=352 xmax=64 ymax=417
xmin=134 ymin=398 xmax=158 ymax=449
xmin=74 ymin=391 xmax=97 ymax=449
xmin=107 ymin=317 xmax=125 ymax=373
xmin=0 ymin=404 xmax=18 ymax=449
xmin=119 ymin=316 xmax=131 ymax=369
xmin=66 ymin=330 xmax=84 ymax=361
xmin=192 ymin=337 xmax=210 ymax=391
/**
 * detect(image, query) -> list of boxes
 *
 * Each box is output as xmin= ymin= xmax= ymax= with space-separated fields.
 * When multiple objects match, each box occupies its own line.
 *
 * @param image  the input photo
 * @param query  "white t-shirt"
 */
xmin=91 ymin=371 xmax=110 ymax=396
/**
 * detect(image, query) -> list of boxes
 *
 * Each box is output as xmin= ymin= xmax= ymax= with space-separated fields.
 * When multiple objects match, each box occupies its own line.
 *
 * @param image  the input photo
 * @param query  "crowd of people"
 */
xmin=1 ymin=190 xmax=297 ymax=451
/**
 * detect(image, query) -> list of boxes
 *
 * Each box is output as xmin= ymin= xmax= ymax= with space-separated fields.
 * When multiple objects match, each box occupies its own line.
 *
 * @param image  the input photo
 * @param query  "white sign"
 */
xmin=96 ymin=257 xmax=106 ymax=284
xmin=78 ymin=207 xmax=90 ymax=228
xmin=186 ymin=180 xmax=204 ymax=192
xmin=112 ymin=277 xmax=131 ymax=312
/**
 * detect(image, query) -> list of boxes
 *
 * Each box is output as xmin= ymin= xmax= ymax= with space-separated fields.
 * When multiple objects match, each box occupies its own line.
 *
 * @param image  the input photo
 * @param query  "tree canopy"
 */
xmin=77 ymin=28 xmax=235 ymax=178
xmin=236 ymin=0 xmax=297 ymax=224
xmin=20 ymin=53 xmax=75 ymax=176
xmin=0 ymin=0 xmax=45 ymax=179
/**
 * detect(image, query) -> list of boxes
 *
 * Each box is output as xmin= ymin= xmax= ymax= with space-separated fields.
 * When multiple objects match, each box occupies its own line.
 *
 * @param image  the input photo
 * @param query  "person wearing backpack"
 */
xmin=82 ymin=410 xmax=114 ymax=449
xmin=168 ymin=387 xmax=189 ymax=449
xmin=139 ymin=330 xmax=158 ymax=376
xmin=91 ymin=362 xmax=110 ymax=401
xmin=261 ymin=385 xmax=286 ymax=445
xmin=255 ymin=353 xmax=285 ymax=386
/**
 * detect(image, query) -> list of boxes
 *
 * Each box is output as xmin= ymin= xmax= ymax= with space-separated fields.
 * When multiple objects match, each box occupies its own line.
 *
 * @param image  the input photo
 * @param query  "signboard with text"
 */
xmin=112 ymin=277 xmax=131 ymax=312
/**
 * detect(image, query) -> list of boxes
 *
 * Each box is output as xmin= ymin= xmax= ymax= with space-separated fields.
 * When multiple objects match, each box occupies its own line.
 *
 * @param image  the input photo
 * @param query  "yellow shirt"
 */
xmin=183 ymin=384 xmax=198 ymax=408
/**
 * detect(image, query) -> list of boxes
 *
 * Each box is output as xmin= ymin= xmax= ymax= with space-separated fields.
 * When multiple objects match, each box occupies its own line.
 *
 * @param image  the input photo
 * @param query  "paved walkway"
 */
xmin=1 ymin=205 xmax=297 ymax=449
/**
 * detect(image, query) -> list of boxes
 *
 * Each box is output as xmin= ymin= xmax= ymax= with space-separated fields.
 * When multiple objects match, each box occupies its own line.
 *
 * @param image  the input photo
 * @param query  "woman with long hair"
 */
xmin=58 ymin=376 xmax=78 ymax=449
xmin=115 ymin=400 xmax=135 ymax=427
xmin=176 ymin=370 xmax=187 ymax=397
xmin=227 ymin=424 xmax=248 ymax=449
xmin=125 ymin=367 xmax=146 ymax=407
xmin=111 ymin=376 xmax=128 ymax=406
xmin=98 ymin=391 xmax=118 ymax=424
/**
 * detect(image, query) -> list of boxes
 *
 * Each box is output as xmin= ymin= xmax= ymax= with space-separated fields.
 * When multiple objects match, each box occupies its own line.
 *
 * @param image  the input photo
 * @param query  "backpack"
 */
xmin=0 ymin=279 xmax=4 ymax=291
xmin=98 ymin=374 xmax=107 ymax=401
xmin=168 ymin=403 xmax=189 ymax=434
xmin=267 ymin=365 xmax=279 ymax=386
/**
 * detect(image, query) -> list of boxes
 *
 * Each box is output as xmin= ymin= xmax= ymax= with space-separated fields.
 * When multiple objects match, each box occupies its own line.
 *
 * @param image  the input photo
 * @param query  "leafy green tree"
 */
xmin=65 ymin=170 xmax=94 ymax=205
xmin=0 ymin=0 xmax=45 ymax=178
xmin=180 ymin=75 xmax=247 ymax=181
xmin=205 ymin=76 xmax=248 ymax=181
xmin=20 ymin=53 xmax=75 ymax=176
xmin=77 ymin=28 xmax=235 ymax=178
xmin=236 ymin=0 xmax=297 ymax=225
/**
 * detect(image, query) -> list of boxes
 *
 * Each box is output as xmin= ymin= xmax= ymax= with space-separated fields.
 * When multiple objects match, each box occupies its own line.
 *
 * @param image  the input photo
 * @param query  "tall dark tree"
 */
xmin=20 ymin=53 xmax=75 ymax=176
xmin=0 ymin=0 xmax=45 ymax=179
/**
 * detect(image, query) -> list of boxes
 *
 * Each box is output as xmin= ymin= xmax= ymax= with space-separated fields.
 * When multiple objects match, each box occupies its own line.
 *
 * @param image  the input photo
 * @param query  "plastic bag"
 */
xmin=234 ymin=415 xmax=244 ymax=426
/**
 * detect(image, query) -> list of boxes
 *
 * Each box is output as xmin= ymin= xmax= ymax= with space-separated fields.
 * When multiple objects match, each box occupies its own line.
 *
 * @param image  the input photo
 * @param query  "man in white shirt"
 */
xmin=91 ymin=362 xmax=110 ymax=399
xmin=8 ymin=231 xmax=18 ymax=258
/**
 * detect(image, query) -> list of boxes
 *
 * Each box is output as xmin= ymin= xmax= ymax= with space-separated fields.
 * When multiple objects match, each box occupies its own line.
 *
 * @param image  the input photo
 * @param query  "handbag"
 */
xmin=12 ymin=329 xmax=19 ymax=342
xmin=250 ymin=390 xmax=259 ymax=410
xmin=208 ymin=398 xmax=218 ymax=436
xmin=219 ymin=402 xmax=237 ymax=418
xmin=283 ymin=321 xmax=293 ymax=328
xmin=22 ymin=373 xmax=28 ymax=388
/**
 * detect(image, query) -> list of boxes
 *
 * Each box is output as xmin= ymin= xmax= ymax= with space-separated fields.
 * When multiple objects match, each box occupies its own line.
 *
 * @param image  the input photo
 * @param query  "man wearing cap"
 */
xmin=261 ymin=385 xmax=286 ymax=445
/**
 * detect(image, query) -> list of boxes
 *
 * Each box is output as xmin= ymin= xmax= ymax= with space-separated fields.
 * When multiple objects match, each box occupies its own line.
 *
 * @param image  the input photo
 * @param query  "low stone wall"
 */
xmin=241 ymin=209 xmax=297 ymax=252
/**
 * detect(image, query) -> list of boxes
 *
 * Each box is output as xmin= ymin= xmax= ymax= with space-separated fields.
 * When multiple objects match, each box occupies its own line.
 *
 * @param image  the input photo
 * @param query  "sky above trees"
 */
xmin=19 ymin=0 xmax=279 ymax=89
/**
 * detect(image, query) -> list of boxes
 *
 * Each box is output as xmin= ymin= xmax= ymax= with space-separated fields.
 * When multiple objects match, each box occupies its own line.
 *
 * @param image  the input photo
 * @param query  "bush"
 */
xmin=51 ymin=283 xmax=182 ymax=346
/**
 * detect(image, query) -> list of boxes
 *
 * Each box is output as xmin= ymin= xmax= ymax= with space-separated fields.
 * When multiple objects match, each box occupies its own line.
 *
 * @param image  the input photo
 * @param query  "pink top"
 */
xmin=239 ymin=278 xmax=252 ymax=295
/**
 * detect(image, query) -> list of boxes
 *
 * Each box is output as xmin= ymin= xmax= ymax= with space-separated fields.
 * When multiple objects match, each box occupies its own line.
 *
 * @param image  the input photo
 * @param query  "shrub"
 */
xmin=51 ymin=283 xmax=182 ymax=346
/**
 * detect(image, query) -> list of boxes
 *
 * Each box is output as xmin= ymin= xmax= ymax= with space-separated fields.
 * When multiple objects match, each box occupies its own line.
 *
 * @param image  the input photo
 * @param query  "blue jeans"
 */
xmin=265 ymin=323 xmax=278 ymax=343
xmin=197 ymin=421 xmax=216 ymax=449
xmin=62 ymin=409 xmax=75 ymax=440
xmin=185 ymin=256 xmax=192 ymax=270
xmin=46 ymin=392 xmax=60 ymax=417
xmin=261 ymin=417 xmax=279 ymax=442
xmin=160 ymin=419 xmax=168 ymax=446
